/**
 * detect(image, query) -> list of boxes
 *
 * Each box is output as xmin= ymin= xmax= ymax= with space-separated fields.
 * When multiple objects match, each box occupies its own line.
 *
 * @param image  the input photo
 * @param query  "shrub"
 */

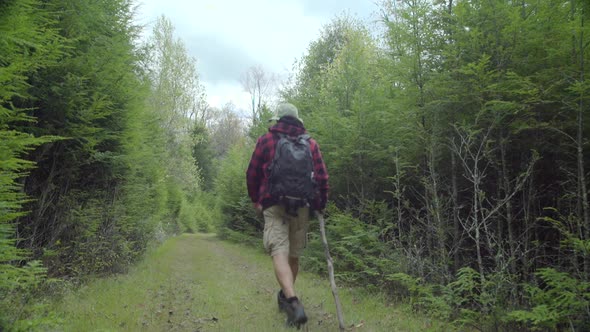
xmin=214 ymin=142 xmax=263 ymax=239
xmin=303 ymin=205 xmax=403 ymax=290
xmin=506 ymin=268 xmax=590 ymax=331
xmin=386 ymin=272 xmax=452 ymax=320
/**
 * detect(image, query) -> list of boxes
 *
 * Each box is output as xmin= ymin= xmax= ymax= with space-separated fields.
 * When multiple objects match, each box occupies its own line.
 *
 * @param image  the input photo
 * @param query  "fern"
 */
xmin=386 ymin=272 xmax=452 ymax=320
xmin=506 ymin=268 xmax=590 ymax=330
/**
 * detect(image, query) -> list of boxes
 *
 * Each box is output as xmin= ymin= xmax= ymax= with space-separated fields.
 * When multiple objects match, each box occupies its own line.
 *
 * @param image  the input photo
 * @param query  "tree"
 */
xmin=146 ymin=15 xmax=205 ymax=192
xmin=209 ymin=102 xmax=247 ymax=158
xmin=382 ymin=0 xmax=454 ymax=279
xmin=284 ymin=14 xmax=365 ymax=114
xmin=0 ymin=0 xmax=63 ymax=325
xmin=240 ymin=65 xmax=277 ymax=127
xmin=247 ymin=103 xmax=274 ymax=140
xmin=191 ymin=123 xmax=216 ymax=190
xmin=148 ymin=16 xmax=207 ymax=133
xmin=15 ymin=0 xmax=147 ymax=273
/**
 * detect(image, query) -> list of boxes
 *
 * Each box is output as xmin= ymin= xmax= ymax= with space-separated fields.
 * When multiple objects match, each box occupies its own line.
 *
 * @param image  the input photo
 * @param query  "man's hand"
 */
xmin=253 ymin=203 xmax=263 ymax=219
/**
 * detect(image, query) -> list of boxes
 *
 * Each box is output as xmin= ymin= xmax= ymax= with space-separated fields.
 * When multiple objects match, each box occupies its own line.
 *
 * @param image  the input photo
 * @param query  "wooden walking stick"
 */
xmin=317 ymin=213 xmax=346 ymax=331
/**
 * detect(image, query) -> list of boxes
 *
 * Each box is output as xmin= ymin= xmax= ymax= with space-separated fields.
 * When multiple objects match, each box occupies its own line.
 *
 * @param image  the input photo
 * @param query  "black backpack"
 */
xmin=268 ymin=133 xmax=315 ymax=216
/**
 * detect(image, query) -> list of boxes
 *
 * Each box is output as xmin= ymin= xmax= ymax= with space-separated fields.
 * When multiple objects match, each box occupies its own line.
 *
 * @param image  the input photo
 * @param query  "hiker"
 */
xmin=246 ymin=102 xmax=329 ymax=327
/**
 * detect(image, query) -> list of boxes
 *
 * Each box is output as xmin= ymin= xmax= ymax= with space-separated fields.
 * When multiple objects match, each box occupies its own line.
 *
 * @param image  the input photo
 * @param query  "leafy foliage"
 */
xmin=0 ymin=0 xmax=64 ymax=327
xmin=1 ymin=0 xmax=212 ymax=329
xmin=4 ymin=0 xmax=590 ymax=330
xmin=507 ymin=268 xmax=590 ymax=330
xmin=386 ymin=272 xmax=452 ymax=321
xmin=275 ymin=0 xmax=590 ymax=330
xmin=303 ymin=206 xmax=402 ymax=288
xmin=215 ymin=142 xmax=262 ymax=240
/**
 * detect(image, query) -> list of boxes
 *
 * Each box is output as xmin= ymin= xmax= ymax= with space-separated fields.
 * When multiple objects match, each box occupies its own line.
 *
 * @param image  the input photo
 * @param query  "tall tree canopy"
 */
xmin=1 ymin=1 xmax=213 ymax=328
xmin=3 ymin=0 xmax=590 ymax=330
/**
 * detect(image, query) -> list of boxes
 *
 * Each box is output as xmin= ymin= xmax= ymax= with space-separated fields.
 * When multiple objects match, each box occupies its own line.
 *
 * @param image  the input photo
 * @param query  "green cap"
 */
xmin=270 ymin=103 xmax=303 ymax=123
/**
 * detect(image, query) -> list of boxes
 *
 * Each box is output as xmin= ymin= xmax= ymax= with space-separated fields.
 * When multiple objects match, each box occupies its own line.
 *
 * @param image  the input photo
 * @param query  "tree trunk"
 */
xmin=575 ymin=0 xmax=589 ymax=279
xmin=523 ymin=177 xmax=534 ymax=281
xmin=473 ymin=168 xmax=486 ymax=284
xmin=428 ymin=139 xmax=448 ymax=281
xmin=451 ymin=147 xmax=461 ymax=273
xmin=394 ymin=150 xmax=404 ymax=245
xmin=500 ymin=137 xmax=517 ymax=275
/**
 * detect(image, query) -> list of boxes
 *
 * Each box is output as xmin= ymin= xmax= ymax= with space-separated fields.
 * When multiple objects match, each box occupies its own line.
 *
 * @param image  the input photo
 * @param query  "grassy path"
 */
xmin=52 ymin=234 xmax=444 ymax=331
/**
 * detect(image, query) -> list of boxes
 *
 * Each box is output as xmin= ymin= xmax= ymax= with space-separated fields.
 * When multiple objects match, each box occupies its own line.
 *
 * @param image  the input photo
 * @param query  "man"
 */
xmin=246 ymin=103 xmax=329 ymax=327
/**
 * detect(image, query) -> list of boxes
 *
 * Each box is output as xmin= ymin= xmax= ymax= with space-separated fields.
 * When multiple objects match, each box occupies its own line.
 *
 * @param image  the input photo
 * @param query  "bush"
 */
xmin=302 ymin=205 xmax=403 ymax=290
xmin=214 ymin=142 xmax=263 ymax=239
xmin=178 ymin=191 xmax=220 ymax=234
xmin=178 ymin=197 xmax=197 ymax=233
xmin=386 ymin=272 xmax=452 ymax=320
xmin=506 ymin=268 xmax=590 ymax=331
xmin=1 ymin=260 xmax=64 ymax=331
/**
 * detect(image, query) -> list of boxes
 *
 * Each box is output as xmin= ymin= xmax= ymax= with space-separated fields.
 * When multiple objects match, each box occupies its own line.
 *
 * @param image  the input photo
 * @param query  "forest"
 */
xmin=1 ymin=0 xmax=589 ymax=330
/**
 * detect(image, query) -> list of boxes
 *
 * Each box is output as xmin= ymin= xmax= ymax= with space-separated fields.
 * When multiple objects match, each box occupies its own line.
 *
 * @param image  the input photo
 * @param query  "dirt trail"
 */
xmin=54 ymin=234 xmax=440 ymax=331
xmin=147 ymin=233 xmax=339 ymax=331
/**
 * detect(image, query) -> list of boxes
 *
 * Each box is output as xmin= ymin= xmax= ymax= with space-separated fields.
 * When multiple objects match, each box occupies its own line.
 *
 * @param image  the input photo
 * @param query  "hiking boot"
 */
xmin=277 ymin=289 xmax=288 ymax=312
xmin=284 ymin=296 xmax=307 ymax=328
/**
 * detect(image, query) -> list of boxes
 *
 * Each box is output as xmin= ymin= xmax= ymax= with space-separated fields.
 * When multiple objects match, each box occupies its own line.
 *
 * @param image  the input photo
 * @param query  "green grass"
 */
xmin=47 ymin=234 xmax=449 ymax=331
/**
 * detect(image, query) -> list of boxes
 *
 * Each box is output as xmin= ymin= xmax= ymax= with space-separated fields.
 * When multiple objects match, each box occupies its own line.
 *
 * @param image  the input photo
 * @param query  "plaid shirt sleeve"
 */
xmin=246 ymin=137 xmax=264 ymax=203
xmin=310 ymin=139 xmax=329 ymax=210
xmin=246 ymin=133 xmax=275 ymax=203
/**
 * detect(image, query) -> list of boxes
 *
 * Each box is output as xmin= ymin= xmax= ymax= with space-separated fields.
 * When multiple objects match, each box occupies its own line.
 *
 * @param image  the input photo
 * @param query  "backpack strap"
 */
xmin=275 ymin=132 xmax=310 ymax=140
xmin=297 ymin=134 xmax=310 ymax=142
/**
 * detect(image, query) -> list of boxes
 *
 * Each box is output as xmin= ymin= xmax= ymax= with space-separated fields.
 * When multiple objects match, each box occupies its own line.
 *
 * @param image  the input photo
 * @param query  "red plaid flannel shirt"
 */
xmin=246 ymin=120 xmax=329 ymax=210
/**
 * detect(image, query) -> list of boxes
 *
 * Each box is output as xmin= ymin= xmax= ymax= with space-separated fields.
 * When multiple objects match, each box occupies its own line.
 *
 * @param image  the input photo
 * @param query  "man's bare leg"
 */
xmin=289 ymin=256 xmax=299 ymax=283
xmin=273 ymin=254 xmax=295 ymax=298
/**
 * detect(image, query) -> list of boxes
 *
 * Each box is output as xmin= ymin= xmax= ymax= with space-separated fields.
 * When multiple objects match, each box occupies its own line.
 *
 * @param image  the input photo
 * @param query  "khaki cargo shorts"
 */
xmin=263 ymin=205 xmax=310 ymax=257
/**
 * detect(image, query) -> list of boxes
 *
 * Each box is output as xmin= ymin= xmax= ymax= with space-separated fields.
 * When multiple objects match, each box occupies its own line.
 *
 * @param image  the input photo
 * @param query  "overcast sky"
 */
xmin=137 ymin=0 xmax=378 ymax=113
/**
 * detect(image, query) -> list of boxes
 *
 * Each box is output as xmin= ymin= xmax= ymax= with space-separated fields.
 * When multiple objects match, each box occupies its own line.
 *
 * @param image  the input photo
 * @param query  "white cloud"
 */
xmin=137 ymin=0 xmax=375 ymax=111
xmin=203 ymin=81 xmax=250 ymax=110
